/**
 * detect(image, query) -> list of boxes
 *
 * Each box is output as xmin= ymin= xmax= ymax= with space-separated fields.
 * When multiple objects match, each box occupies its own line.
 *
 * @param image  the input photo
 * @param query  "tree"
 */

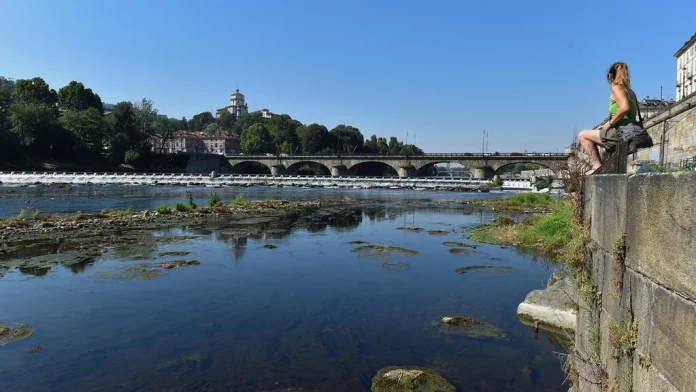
xmin=267 ymin=114 xmax=301 ymax=154
xmin=9 ymin=102 xmax=59 ymax=149
xmin=59 ymin=107 xmax=106 ymax=152
xmin=135 ymin=98 xmax=158 ymax=138
xmin=179 ymin=116 xmax=189 ymax=131
xmin=106 ymin=101 xmax=139 ymax=162
xmin=58 ymin=81 xmax=103 ymax=113
xmin=363 ymin=134 xmax=378 ymax=153
xmin=153 ymin=115 xmax=180 ymax=154
xmin=299 ymin=123 xmax=330 ymax=154
xmin=204 ymin=123 xmax=222 ymax=135
xmin=231 ymin=112 xmax=265 ymax=136
xmin=376 ymin=137 xmax=389 ymax=154
xmin=0 ymin=76 xmax=15 ymax=94
xmin=241 ymin=123 xmax=272 ymax=153
xmin=398 ymin=144 xmax=424 ymax=155
xmin=12 ymin=77 xmax=58 ymax=109
xmin=330 ymin=124 xmax=364 ymax=154
xmin=217 ymin=111 xmax=236 ymax=131
xmin=189 ymin=111 xmax=215 ymax=132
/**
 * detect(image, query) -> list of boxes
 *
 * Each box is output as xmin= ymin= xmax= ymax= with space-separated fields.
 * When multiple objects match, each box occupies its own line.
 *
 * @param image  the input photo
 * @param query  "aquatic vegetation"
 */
xmin=263 ymin=244 xmax=278 ymax=249
xmin=490 ymin=257 xmax=503 ymax=261
xmin=158 ymin=251 xmax=191 ymax=257
xmin=27 ymin=345 xmax=43 ymax=354
xmin=352 ymin=244 xmax=419 ymax=261
xmin=441 ymin=316 xmax=485 ymax=327
xmin=186 ymin=191 xmax=197 ymax=210
xmin=174 ymin=202 xmax=189 ymax=212
xmin=160 ymin=260 xmax=200 ymax=269
xmin=230 ymin=195 xmax=251 ymax=207
xmin=371 ymin=366 xmax=455 ymax=392
xmin=31 ymin=209 xmax=41 ymax=220
xmin=16 ymin=209 xmax=26 ymax=221
xmin=156 ymin=353 xmax=206 ymax=370
xmin=0 ymin=323 xmax=36 ymax=346
xmin=454 ymin=265 xmax=516 ymax=276
xmin=489 ymin=192 xmax=552 ymax=212
xmin=207 ymin=190 xmax=223 ymax=207
xmin=496 ymin=216 xmax=515 ymax=226
xmin=97 ymin=264 xmax=165 ymax=281
xmin=348 ymin=240 xmax=368 ymax=245
xmin=378 ymin=261 xmax=408 ymax=270
xmin=442 ymin=241 xmax=476 ymax=249
xmin=449 ymin=248 xmax=478 ymax=255
xmin=155 ymin=204 xmax=172 ymax=214
xmin=427 ymin=230 xmax=449 ymax=236
xmin=396 ymin=226 xmax=424 ymax=232
xmin=436 ymin=318 xmax=509 ymax=341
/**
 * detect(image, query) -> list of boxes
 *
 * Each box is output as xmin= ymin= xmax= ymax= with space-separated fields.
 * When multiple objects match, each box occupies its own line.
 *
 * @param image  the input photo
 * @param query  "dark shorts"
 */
xmin=600 ymin=127 xmax=622 ymax=153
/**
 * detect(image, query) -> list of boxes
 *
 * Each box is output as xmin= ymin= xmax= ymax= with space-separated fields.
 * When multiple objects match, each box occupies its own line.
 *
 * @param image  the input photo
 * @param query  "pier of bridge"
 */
xmin=226 ymin=153 xmax=569 ymax=179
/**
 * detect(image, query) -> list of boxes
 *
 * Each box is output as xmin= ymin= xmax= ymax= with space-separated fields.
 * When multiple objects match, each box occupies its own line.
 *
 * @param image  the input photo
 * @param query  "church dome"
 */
xmin=231 ymin=88 xmax=244 ymax=99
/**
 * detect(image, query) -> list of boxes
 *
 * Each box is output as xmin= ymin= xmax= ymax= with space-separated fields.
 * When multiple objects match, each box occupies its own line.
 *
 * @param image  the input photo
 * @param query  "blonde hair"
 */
xmin=607 ymin=62 xmax=631 ymax=88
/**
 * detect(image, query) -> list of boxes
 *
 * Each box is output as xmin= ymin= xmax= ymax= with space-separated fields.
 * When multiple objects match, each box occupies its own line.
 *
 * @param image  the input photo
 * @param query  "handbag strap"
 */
xmin=625 ymin=87 xmax=644 ymax=124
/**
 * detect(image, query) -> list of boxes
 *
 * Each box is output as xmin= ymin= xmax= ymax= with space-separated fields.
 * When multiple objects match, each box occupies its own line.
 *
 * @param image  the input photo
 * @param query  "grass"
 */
xmin=31 ymin=209 xmax=41 ymax=220
xmin=186 ymin=192 xmax=197 ymax=210
xmin=469 ymin=198 xmax=582 ymax=264
xmin=489 ymin=192 xmax=552 ymax=211
xmin=16 ymin=209 xmax=26 ymax=221
xmin=174 ymin=202 xmax=189 ymax=212
xmin=207 ymin=191 xmax=223 ymax=207
xmin=230 ymin=195 xmax=250 ymax=207
xmin=156 ymin=204 xmax=172 ymax=214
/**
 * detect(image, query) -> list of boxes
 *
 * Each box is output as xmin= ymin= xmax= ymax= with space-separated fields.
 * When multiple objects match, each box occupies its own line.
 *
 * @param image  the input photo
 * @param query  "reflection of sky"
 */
xmin=0 ymin=200 xmax=564 ymax=392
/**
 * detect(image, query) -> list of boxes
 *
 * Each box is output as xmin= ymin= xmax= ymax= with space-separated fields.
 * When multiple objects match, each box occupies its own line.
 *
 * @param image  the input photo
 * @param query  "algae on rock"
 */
xmin=371 ymin=366 xmax=455 ymax=392
xmin=0 ymin=323 xmax=36 ymax=347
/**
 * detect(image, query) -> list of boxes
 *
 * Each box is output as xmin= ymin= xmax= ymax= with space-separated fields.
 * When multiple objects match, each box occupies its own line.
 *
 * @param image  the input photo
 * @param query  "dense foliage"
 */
xmin=0 ymin=75 xmax=423 ymax=169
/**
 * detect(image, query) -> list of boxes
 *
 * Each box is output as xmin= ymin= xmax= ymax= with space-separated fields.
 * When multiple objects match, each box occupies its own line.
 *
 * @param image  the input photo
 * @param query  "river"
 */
xmin=0 ymin=186 xmax=566 ymax=391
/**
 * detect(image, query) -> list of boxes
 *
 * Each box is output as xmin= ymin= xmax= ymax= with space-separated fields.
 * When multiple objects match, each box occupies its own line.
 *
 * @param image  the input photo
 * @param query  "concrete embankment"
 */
xmin=574 ymin=172 xmax=696 ymax=392
xmin=0 ymin=172 xmax=522 ymax=191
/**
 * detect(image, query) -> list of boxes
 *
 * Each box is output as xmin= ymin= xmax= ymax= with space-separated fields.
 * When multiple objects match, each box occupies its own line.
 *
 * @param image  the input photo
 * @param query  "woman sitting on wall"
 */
xmin=578 ymin=62 xmax=638 ymax=175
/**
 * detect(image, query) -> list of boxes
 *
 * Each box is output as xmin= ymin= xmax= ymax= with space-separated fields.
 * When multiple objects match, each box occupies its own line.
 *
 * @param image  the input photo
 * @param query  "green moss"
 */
xmin=454 ymin=265 xmax=515 ymax=276
xmin=158 ymin=251 xmax=191 ymax=257
xmin=97 ymin=264 xmax=165 ymax=281
xmin=396 ymin=226 xmax=424 ymax=232
xmin=441 ymin=316 xmax=485 ymax=327
xmin=427 ymin=230 xmax=449 ymax=236
xmin=454 ymin=265 xmax=491 ymax=274
xmin=263 ymin=244 xmax=278 ymax=249
xmin=469 ymin=226 xmax=504 ymax=245
xmin=0 ymin=323 xmax=36 ymax=347
xmin=378 ymin=261 xmax=408 ymax=270
xmin=348 ymin=240 xmax=368 ymax=245
xmin=371 ymin=366 xmax=455 ymax=392
xmin=352 ymin=244 xmax=419 ymax=261
xmin=160 ymin=260 xmax=200 ymax=269
xmin=442 ymin=241 xmax=477 ymax=248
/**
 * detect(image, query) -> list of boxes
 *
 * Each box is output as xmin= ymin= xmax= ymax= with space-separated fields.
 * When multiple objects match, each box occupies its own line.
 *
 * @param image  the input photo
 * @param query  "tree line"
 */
xmin=0 ymin=76 xmax=422 ymax=169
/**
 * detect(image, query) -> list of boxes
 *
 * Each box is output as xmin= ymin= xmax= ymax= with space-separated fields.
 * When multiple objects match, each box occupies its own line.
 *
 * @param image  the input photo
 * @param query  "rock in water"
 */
xmin=371 ymin=366 xmax=455 ymax=392
xmin=210 ymin=171 xmax=217 ymax=179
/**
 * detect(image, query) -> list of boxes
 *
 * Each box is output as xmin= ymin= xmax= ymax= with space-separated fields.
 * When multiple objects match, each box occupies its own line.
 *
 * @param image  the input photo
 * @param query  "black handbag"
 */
xmin=619 ymin=99 xmax=653 ymax=151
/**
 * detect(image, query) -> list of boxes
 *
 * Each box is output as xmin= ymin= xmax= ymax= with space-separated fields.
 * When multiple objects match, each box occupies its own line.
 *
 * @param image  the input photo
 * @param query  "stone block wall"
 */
xmin=576 ymin=172 xmax=696 ymax=392
xmin=632 ymin=94 xmax=696 ymax=168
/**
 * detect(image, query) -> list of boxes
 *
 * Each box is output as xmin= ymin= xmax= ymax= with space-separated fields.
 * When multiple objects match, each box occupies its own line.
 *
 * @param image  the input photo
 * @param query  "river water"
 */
xmin=0 ymin=186 xmax=566 ymax=391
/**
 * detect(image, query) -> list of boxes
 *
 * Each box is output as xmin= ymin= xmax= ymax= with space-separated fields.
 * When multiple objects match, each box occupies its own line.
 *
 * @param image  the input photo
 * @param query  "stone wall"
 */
xmin=575 ymin=172 xmax=696 ymax=391
xmin=631 ymin=93 xmax=696 ymax=168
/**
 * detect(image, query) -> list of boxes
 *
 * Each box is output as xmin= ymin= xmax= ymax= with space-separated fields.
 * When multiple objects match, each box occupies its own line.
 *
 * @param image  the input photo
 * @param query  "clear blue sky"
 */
xmin=2 ymin=0 xmax=694 ymax=152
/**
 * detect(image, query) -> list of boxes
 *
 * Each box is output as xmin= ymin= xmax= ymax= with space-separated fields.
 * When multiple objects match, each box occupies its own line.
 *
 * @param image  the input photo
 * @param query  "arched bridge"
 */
xmin=225 ymin=153 xmax=570 ymax=178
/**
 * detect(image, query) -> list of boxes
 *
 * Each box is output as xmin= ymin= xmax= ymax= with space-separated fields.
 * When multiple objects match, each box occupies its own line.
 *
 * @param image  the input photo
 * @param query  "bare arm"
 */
xmin=603 ymin=84 xmax=630 ymax=130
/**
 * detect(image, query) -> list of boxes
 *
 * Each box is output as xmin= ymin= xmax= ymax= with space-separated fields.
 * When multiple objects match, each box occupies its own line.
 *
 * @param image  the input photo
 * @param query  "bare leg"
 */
xmin=578 ymin=129 xmax=604 ymax=175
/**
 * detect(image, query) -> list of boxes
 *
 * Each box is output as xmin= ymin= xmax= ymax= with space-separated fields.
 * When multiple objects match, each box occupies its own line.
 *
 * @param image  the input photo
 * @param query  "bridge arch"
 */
xmin=492 ymin=161 xmax=562 ymax=177
xmin=230 ymin=161 xmax=272 ymax=175
xmin=285 ymin=161 xmax=331 ymax=176
xmin=415 ymin=161 xmax=473 ymax=177
xmin=347 ymin=161 xmax=399 ymax=177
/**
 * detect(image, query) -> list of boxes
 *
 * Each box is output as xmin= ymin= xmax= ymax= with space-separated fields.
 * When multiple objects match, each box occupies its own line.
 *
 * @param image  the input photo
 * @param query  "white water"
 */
xmin=0 ymin=172 xmax=553 ymax=191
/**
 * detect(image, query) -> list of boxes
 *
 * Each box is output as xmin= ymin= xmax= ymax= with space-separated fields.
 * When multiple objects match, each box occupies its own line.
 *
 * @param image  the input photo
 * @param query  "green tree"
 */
xmin=241 ymin=123 xmax=272 ymax=153
xmin=9 ymin=102 xmax=59 ymax=148
xmin=12 ymin=77 xmax=58 ymax=110
xmin=189 ymin=111 xmax=215 ymax=132
xmin=0 ymin=76 xmax=15 ymax=94
xmin=398 ymin=144 xmax=424 ymax=155
xmin=388 ymin=137 xmax=400 ymax=154
xmin=231 ymin=112 xmax=266 ymax=136
xmin=106 ymin=101 xmax=139 ymax=162
xmin=0 ymin=80 xmax=13 ymax=132
xmin=330 ymin=124 xmax=364 ymax=154
xmin=299 ymin=123 xmax=331 ymax=154
xmin=204 ymin=123 xmax=222 ymax=134
xmin=376 ymin=137 xmax=389 ymax=154
xmin=217 ymin=111 xmax=236 ymax=131
xmin=363 ymin=134 xmax=378 ymax=153
xmin=59 ymin=107 xmax=106 ymax=152
xmin=267 ymin=114 xmax=301 ymax=154
xmin=135 ymin=98 xmax=158 ymax=138
xmin=57 ymin=81 xmax=103 ymax=113
xmin=152 ymin=115 xmax=180 ymax=154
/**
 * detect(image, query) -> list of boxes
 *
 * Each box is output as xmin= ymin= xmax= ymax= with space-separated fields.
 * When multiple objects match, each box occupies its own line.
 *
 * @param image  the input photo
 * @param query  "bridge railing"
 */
xmin=225 ymin=152 xmax=570 ymax=159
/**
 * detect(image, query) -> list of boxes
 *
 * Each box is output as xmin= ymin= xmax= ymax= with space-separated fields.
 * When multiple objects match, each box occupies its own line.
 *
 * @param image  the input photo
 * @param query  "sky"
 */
xmin=2 ymin=0 xmax=694 ymax=153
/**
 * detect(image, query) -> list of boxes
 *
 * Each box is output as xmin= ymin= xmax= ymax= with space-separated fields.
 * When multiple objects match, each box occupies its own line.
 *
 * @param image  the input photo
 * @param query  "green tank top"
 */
xmin=609 ymin=91 xmax=637 ymax=128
